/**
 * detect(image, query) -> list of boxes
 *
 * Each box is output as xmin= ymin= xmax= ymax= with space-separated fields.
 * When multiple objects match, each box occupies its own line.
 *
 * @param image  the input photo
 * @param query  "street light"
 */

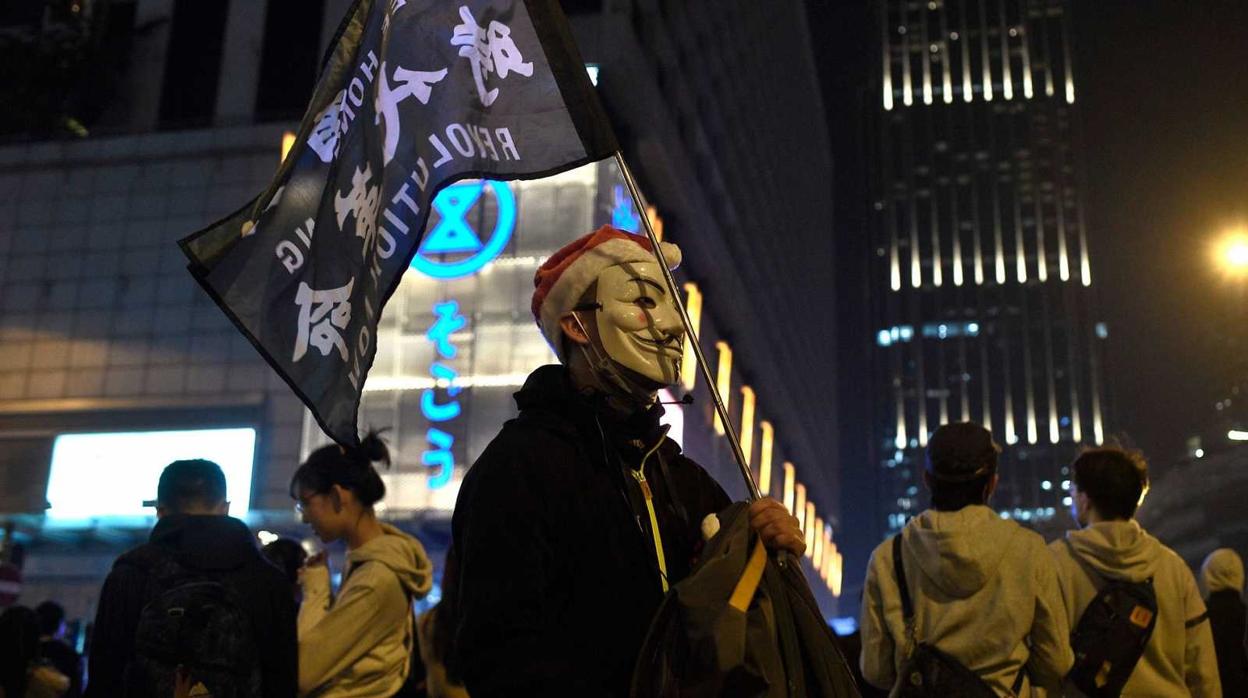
xmin=1229 ymin=429 xmax=1248 ymax=442
xmin=1215 ymin=229 xmax=1248 ymax=278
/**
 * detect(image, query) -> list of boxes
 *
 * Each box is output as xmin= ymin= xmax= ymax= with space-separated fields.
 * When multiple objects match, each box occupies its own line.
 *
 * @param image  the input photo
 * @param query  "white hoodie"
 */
xmin=1049 ymin=520 xmax=1221 ymax=697
xmin=298 ymin=523 xmax=433 ymax=697
xmin=860 ymin=505 xmax=1073 ymax=696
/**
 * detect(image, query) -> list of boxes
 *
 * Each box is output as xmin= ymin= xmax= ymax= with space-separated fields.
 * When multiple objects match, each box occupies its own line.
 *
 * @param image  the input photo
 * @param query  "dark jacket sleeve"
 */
xmin=449 ymin=434 xmax=581 ymax=697
xmin=255 ymin=566 xmax=299 ymax=698
xmin=84 ymin=562 xmax=148 ymax=698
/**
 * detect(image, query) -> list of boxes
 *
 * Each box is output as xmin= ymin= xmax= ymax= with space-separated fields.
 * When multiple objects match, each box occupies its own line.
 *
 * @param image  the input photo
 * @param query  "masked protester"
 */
xmin=441 ymin=226 xmax=805 ymax=697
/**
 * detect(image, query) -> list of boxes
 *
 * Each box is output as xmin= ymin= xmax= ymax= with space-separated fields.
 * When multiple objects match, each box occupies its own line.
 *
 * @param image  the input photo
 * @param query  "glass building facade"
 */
xmin=869 ymin=0 xmax=1108 ymax=534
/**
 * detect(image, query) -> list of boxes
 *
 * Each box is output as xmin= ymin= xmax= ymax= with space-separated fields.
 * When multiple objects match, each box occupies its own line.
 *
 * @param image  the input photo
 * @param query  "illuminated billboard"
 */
xmin=45 ymin=428 xmax=257 ymax=520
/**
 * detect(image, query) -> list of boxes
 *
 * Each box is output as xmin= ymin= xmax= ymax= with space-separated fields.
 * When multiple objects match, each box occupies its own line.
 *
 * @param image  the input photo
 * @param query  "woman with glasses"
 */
xmin=290 ymin=431 xmax=432 ymax=697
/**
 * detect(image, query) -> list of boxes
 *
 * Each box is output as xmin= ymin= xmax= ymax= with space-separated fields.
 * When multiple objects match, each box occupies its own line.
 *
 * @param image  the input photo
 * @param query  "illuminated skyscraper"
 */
xmin=868 ymin=0 xmax=1108 ymax=533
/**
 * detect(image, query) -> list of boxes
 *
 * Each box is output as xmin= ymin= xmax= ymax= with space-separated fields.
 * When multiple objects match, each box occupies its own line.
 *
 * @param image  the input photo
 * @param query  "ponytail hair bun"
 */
xmin=289 ymin=428 xmax=392 ymax=508
xmin=357 ymin=430 xmax=391 ymax=467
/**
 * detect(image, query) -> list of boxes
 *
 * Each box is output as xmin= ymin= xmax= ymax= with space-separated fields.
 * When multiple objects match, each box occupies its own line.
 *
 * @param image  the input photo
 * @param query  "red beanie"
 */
xmin=532 ymin=225 xmax=682 ymax=359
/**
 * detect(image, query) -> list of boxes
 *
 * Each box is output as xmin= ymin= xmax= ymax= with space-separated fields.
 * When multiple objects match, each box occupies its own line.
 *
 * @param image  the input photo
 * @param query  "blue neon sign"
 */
xmin=410 ymin=180 xmax=516 ymax=279
xmin=611 ymin=184 xmax=641 ymax=233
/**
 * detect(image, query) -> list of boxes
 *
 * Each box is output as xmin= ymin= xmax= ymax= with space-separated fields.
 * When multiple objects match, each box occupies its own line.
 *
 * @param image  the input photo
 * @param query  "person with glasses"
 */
xmin=290 ymin=431 xmax=432 ymax=697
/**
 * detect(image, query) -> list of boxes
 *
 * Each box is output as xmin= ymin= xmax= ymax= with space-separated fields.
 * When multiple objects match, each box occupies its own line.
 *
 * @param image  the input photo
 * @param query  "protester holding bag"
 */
xmin=291 ymin=432 xmax=433 ymax=697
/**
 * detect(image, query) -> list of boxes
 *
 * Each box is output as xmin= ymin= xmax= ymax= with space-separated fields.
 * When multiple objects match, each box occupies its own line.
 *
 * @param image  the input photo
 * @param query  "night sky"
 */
xmin=1074 ymin=1 xmax=1248 ymax=462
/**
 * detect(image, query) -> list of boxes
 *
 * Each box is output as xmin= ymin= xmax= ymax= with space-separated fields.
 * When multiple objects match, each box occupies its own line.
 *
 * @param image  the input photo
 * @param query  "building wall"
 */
xmin=0 ymin=125 xmax=307 ymax=511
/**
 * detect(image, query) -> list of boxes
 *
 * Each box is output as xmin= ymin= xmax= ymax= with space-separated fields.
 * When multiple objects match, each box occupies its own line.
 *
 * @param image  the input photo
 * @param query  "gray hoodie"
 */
xmin=1049 ymin=520 xmax=1221 ymax=697
xmin=861 ymin=505 xmax=1073 ymax=696
xmin=298 ymin=523 xmax=433 ymax=697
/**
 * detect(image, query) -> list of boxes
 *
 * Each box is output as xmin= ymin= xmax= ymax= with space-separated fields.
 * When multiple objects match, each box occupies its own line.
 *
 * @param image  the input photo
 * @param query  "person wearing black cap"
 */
xmin=84 ymin=459 xmax=297 ymax=698
xmin=859 ymin=422 xmax=1073 ymax=695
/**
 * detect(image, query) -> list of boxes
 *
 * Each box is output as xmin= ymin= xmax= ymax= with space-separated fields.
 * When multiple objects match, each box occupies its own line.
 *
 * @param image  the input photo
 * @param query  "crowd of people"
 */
xmin=857 ymin=422 xmax=1245 ymax=697
xmin=0 ymin=227 xmax=1245 ymax=697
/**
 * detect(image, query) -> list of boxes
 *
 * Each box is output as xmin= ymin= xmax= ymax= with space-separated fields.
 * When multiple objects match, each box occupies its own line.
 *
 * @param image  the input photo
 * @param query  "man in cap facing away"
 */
xmin=859 ymin=422 xmax=1073 ymax=695
xmin=86 ymin=459 xmax=296 ymax=698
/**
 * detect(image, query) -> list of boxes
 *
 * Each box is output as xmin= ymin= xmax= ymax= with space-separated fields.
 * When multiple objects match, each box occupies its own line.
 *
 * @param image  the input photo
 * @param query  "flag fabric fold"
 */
xmin=180 ymin=0 xmax=617 ymax=445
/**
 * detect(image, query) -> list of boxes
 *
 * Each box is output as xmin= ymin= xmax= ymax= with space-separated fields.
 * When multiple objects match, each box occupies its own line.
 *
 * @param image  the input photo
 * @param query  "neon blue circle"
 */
xmin=410 ymin=180 xmax=516 ymax=279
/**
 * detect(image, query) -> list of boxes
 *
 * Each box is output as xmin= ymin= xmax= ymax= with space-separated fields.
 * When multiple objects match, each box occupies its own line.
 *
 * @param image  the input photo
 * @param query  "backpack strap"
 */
xmin=891 ymin=532 xmax=921 ymax=657
xmin=892 ymin=534 xmax=914 ymax=621
xmin=1011 ymin=664 xmax=1028 ymax=695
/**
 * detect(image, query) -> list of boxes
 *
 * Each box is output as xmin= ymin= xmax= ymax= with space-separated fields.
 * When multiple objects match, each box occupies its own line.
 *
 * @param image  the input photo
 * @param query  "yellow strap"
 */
xmin=728 ymin=538 xmax=768 ymax=612
xmin=631 ymin=469 xmax=669 ymax=593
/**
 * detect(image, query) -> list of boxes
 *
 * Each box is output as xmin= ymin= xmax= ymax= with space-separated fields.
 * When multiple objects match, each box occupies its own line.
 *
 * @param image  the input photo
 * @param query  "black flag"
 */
xmin=180 ymin=0 xmax=617 ymax=446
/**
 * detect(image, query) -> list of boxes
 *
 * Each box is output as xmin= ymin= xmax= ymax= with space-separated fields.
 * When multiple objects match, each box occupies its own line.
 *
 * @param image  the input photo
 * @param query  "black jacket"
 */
xmin=1208 ymin=589 xmax=1248 ymax=698
xmin=444 ymin=365 xmax=731 ymax=697
xmin=85 ymin=514 xmax=297 ymax=698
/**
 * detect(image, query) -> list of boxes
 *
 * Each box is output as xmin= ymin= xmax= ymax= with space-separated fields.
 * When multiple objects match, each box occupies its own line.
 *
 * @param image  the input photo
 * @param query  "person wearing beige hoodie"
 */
xmin=861 ymin=423 xmax=1074 ymax=696
xmin=290 ymin=432 xmax=434 ymax=698
xmin=1050 ymin=447 xmax=1221 ymax=697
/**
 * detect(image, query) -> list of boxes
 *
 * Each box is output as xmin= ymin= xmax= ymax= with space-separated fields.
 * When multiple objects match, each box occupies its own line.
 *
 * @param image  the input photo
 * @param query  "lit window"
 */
xmin=794 ymin=483 xmax=807 ymax=525
xmin=280 ymin=131 xmax=297 ymax=162
xmin=1095 ymin=322 xmax=1108 ymax=339
xmin=813 ymin=518 xmax=825 ymax=568
xmin=804 ymin=502 xmax=817 ymax=559
xmin=758 ymin=421 xmax=775 ymax=496
xmin=877 ymin=330 xmax=893 ymax=347
xmin=713 ymin=341 xmax=733 ymax=435
xmin=739 ymin=386 xmax=756 ymax=466
xmin=680 ymin=283 xmax=703 ymax=392
xmin=783 ymin=463 xmax=796 ymax=514
xmin=1041 ymin=480 xmax=1052 ymax=491
xmin=1063 ymin=496 xmax=1073 ymax=506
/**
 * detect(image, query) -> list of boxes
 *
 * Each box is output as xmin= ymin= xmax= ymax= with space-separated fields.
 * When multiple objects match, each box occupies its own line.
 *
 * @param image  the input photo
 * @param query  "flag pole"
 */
xmin=614 ymin=152 xmax=762 ymax=502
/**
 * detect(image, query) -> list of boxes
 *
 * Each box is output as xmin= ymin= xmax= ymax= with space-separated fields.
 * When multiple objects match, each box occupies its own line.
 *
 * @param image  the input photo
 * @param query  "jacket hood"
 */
xmin=347 ymin=523 xmax=433 ymax=597
xmin=148 ymin=514 xmax=260 ymax=571
xmin=904 ymin=505 xmax=1019 ymax=598
xmin=1201 ymin=547 xmax=1244 ymax=594
xmin=1064 ymin=520 xmax=1163 ymax=582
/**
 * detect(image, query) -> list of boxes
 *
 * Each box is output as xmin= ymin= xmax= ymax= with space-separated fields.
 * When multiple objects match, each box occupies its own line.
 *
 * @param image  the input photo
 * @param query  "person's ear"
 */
xmin=330 ymin=485 xmax=346 ymax=513
xmin=156 ymin=506 xmax=168 ymax=519
xmin=559 ymin=313 xmax=591 ymax=346
xmin=984 ymin=473 xmax=1000 ymax=500
xmin=215 ymin=500 xmax=230 ymax=516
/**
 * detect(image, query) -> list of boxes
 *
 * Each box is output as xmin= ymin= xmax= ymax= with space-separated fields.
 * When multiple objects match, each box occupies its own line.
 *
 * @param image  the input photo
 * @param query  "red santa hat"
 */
xmin=532 ymin=225 xmax=682 ymax=360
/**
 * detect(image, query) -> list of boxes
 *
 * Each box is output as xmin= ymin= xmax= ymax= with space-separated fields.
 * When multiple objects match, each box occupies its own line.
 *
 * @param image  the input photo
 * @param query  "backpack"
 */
xmin=126 ymin=547 xmax=262 ymax=698
xmin=889 ymin=534 xmax=1024 ymax=698
xmin=1064 ymin=539 xmax=1158 ymax=698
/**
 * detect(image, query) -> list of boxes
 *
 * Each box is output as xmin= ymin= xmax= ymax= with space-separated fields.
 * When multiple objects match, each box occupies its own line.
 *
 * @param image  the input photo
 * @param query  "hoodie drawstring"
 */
xmin=633 ymin=433 xmax=671 ymax=593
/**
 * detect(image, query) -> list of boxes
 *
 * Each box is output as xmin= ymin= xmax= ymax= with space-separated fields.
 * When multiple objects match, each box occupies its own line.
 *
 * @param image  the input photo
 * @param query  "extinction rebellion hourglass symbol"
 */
xmin=409 ymin=180 xmax=517 ymax=279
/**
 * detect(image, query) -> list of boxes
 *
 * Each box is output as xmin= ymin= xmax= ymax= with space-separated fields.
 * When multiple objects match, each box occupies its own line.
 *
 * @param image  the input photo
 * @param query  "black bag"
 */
xmin=1064 ymin=539 xmax=1158 ymax=698
xmin=889 ymin=535 xmax=1023 ymax=698
xmin=127 ymin=548 xmax=261 ymax=698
